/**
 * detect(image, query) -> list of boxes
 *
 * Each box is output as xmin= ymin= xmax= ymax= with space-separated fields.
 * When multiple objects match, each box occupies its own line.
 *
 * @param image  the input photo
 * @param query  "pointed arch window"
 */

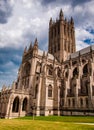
xmin=72 ymin=98 xmax=75 ymax=107
xmin=12 ymin=97 xmax=19 ymax=112
xmin=83 ymin=64 xmax=88 ymax=75
xmin=54 ymin=45 xmax=56 ymax=53
xmin=55 ymin=27 xmax=56 ymax=36
xmin=48 ymin=85 xmax=53 ymax=98
xmin=58 ymin=42 xmax=60 ymax=51
xmin=22 ymin=98 xmax=28 ymax=111
xmin=64 ymin=40 xmax=67 ymax=51
xmin=73 ymin=67 xmax=79 ymax=78
xmin=23 ymin=62 xmax=31 ymax=77
xmin=48 ymin=65 xmax=53 ymax=76
xmin=68 ymin=99 xmax=71 ymax=106
xmin=64 ymin=25 xmax=66 ymax=35
xmin=68 ymin=43 xmax=70 ymax=52
xmin=35 ymin=84 xmax=38 ymax=99
xmin=86 ymin=98 xmax=88 ymax=108
xmin=80 ymin=98 xmax=83 ymax=107
xmin=58 ymin=24 xmax=60 ymax=35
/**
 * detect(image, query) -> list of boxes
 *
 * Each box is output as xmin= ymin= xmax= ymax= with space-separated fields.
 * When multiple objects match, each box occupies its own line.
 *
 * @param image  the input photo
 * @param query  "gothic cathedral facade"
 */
xmin=0 ymin=10 xmax=94 ymax=118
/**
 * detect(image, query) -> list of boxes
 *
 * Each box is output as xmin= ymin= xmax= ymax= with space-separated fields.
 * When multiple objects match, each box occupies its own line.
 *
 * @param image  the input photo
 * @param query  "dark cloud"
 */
xmin=41 ymin=0 xmax=72 ymax=8
xmin=0 ymin=0 xmax=13 ymax=24
xmin=41 ymin=0 xmax=56 ymax=5
xmin=0 ymin=47 xmax=24 ymax=88
xmin=72 ymin=0 xmax=91 ymax=6
xmin=41 ymin=0 xmax=91 ymax=7
xmin=0 ymin=47 xmax=23 ymax=73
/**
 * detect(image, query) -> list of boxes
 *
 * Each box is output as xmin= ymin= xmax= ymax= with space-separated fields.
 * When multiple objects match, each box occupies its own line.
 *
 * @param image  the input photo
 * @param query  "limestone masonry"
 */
xmin=0 ymin=9 xmax=94 ymax=118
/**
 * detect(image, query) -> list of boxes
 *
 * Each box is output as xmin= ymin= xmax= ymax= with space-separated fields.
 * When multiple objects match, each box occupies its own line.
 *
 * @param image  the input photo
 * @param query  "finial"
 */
xmin=70 ymin=17 xmax=74 ymax=24
xmin=24 ymin=46 xmax=27 ymax=53
xmin=29 ymin=42 xmax=32 ymax=50
xmin=59 ymin=9 xmax=64 ymax=20
xmin=33 ymin=38 xmax=38 ymax=51
xmin=34 ymin=38 xmax=38 ymax=46
xmin=65 ymin=18 xmax=67 ymax=23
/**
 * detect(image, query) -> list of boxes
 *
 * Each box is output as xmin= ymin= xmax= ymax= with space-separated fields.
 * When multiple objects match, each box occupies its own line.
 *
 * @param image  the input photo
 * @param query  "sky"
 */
xmin=0 ymin=0 xmax=94 ymax=89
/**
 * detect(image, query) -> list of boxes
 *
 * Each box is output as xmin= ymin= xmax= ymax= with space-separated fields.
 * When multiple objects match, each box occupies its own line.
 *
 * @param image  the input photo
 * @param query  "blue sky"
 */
xmin=0 ymin=0 xmax=94 ymax=88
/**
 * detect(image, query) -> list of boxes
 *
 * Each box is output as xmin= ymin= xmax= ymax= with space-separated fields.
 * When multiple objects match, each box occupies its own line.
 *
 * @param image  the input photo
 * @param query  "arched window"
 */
xmin=72 ymin=99 xmax=75 ymax=107
xmin=48 ymin=65 xmax=53 ymax=76
xmin=35 ymin=84 xmax=38 ymax=99
xmin=51 ymin=30 xmax=53 ymax=38
xmin=58 ymin=24 xmax=60 ymax=35
xmin=81 ymin=80 xmax=88 ymax=95
xmin=54 ymin=27 xmax=56 ymax=36
xmin=54 ymin=45 xmax=56 ymax=53
xmin=80 ymin=98 xmax=83 ymax=107
xmin=12 ymin=97 xmax=19 ymax=112
xmin=64 ymin=25 xmax=66 ymax=35
xmin=86 ymin=98 xmax=88 ymax=108
xmin=85 ymin=81 xmax=88 ymax=94
xmin=65 ymin=71 xmax=68 ymax=78
xmin=68 ymin=99 xmax=71 ymax=106
xmin=68 ymin=43 xmax=70 ymax=52
xmin=22 ymin=98 xmax=28 ymax=111
xmin=48 ymin=85 xmax=52 ymax=98
xmin=58 ymin=42 xmax=60 ymax=51
xmin=64 ymin=40 xmax=66 ymax=51
xmin=23 ymin=62 xmax=31 ymax=77
xmin=73 ymin=67 xmax=78 ymax=77
xmin=83 ymin=64 xmax=88 ymax=75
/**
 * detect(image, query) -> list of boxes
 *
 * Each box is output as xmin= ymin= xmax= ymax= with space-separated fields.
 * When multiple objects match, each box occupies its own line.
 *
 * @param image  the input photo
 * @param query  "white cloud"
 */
xmin=76 ymin=28 xmax=94 ymax=41
xmin=0 ymin=0 xmax=94 ymax=48
xmin=0 ymin=0 xmax=94 ymax=88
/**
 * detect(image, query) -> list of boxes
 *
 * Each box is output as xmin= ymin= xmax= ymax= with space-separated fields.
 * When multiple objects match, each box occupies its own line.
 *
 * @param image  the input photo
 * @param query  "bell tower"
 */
xmin=48 ymin=9 xmax=76 ymax=62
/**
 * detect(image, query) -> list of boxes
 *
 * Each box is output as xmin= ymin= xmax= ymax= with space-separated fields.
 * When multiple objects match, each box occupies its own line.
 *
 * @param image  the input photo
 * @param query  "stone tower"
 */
xmin=48 ymin=9 xmax=76 ymax=62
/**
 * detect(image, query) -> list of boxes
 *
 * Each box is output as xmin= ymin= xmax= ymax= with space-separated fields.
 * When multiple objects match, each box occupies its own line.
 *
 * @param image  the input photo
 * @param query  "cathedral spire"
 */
xmin=59 ymin=9 xmax=64 ymax=20
xmin=32 ymin=38 xmax=38 ymax=56
xmin=29 ymin=41 xmax=32 ymax=50
xmin=33 ymin=38 xmax=38 ymax=50
xmin=34 ymin=38 xmax=38 ymax=46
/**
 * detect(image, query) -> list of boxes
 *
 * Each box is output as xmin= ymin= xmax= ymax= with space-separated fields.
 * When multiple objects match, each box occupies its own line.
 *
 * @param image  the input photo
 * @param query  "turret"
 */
xmin=33 ymin=38 xmax=38 ymax=55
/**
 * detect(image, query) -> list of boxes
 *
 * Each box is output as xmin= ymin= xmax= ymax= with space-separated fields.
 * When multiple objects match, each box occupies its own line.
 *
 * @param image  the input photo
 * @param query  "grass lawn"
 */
xmin=0 ymin=116 xmax=94 ymax=130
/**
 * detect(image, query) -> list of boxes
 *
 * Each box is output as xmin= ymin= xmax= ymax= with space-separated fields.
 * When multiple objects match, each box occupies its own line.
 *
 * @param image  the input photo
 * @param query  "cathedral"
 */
xmin=0 ymin=9 xmax=94 ymax=119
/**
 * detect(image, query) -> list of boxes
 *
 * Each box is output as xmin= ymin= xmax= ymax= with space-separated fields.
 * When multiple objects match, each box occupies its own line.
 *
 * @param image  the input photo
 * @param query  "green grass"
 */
xmin=0 ymin=116 xmax=94 ymax=130
xmin=18 ymin=116 xmax=94 ymax=123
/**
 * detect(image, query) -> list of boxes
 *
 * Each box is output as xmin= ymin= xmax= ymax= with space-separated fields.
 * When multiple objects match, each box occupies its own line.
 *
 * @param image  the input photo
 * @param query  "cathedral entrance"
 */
xmin=22 ymin=98 xmax=28 ymax=111
xmin=12 ymin=97 xmax=19 ymax=112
